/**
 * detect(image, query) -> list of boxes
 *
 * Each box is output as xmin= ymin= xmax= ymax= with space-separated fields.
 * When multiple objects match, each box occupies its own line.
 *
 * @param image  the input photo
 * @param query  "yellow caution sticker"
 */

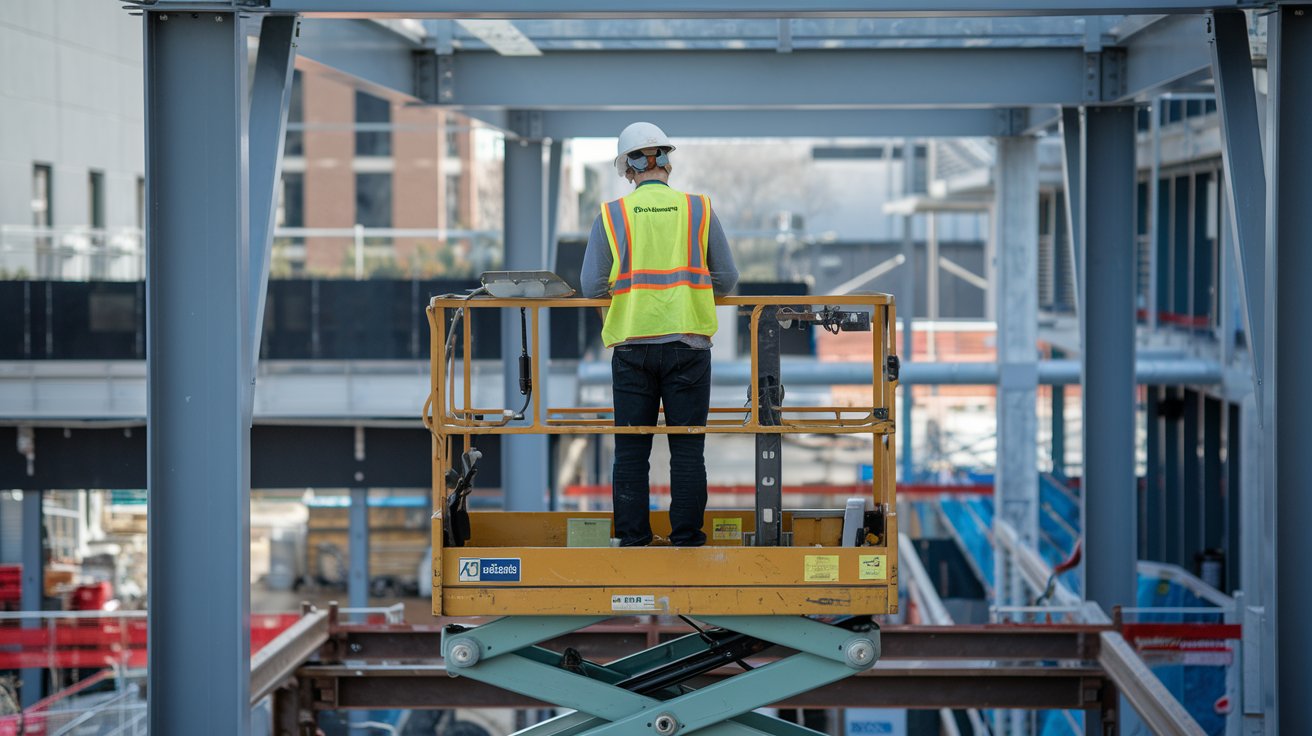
xmin=712 ymin=517 xmax=743 ymax=542
xmin=858 ymin=554 xmax=888 ymax=581
xmin=804 ymin=555 xmax=841 ymax=582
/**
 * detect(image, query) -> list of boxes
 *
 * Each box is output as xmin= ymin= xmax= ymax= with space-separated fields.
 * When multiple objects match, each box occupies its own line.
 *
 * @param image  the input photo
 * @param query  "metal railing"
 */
xmin=272 ymin=226 xmax=500 ymax=280
xmin=0 ymin=610 xmax=148 ymax=736
xmin=0 ymin=225 xmax=144 ymax=281
xmin=0 ymin=225 xmax=504 ymax=282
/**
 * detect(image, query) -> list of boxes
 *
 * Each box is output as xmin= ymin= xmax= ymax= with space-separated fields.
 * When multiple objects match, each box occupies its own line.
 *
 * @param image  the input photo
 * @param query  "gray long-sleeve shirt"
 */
xmin=580 ymin=181 xmax=739 ymax=348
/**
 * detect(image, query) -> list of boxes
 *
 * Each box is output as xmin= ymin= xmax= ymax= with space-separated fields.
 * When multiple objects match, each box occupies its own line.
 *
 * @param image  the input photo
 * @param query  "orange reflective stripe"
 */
xmin=611 ymin=269 xmax=713 ymax=295
xmin=631 ymin=266 xmax=710 ymax=275
xmin=619 ymin=200 xmax=635 ymax=276
xmin=685 ymin=194 xmax=708 ymax=270
xmin=699 ymin=195 xmax=711 ymax=262
xmin=626 ymin=280 xmax=714 ymax=292
xmin=603 ymin=199 xmax=630 ymax=276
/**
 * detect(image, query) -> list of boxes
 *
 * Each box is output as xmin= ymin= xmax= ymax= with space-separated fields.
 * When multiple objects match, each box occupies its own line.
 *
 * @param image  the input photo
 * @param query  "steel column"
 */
xmin=1080 ymin=105 xmax=1137 ymax=612
xmin=1052 ymin=382 xmax=1066 ymax=479
xmin=1267 ymin=6 xmax=1312 ymax=732
xmin=1162 ymin=387 xmax=1183 ymax=566
xmin=1059 ymin=107 xmax=1084 ymax=335
xmin=1209 ymin=9 xmax=1266 ymax=403
xmin=1223 ymin=403 xmax=1239 ymax=594
xmin=19 ymin=489 xmax=42 ymax=708
xmin=1202 ymin=397 xmax=1223 ymax=556
xmin=247 ymin=15 xmax=298 ymax=378
xmin=1143 ymin=386 xmax=1161 ymax=561
xmin=144 ymin=10 xmax=252 ymax=734
xmin=1148 ymin=96 xmax=1161 ymax=330
xmin=1238 ymin=390 xmax=1272 ymax=732
xmin=899 ymin=214 xmax=914 ymax=483
xmin=900 ymin=140 xmax=916 ymax=484
xmin=349 ymin=487 xmax=369 ymax=614
xmin=501 ymin=137 xmax=550 ymax=511
xmin=546 ymin=138 xmax=564 ymax=274
xmin=1182 ymin=390 xmax=1201 ymax=566
xmin=993 ymin=136 xmax=1040 ymax=608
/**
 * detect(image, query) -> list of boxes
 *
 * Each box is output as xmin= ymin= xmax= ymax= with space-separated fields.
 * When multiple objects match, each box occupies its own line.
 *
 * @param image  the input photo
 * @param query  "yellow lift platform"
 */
xmin=422 ymin=282 xmax=899 ymax=735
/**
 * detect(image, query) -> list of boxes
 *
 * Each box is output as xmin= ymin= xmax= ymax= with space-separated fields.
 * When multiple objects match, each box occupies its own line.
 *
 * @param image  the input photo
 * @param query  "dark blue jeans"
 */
xmin=611 ymin=342 xmax=712 ymax=546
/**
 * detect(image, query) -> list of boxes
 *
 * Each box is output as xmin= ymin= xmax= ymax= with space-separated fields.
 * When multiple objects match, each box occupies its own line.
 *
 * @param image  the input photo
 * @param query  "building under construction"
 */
xmin=0 ymin=1 xmax=1307 ymax=734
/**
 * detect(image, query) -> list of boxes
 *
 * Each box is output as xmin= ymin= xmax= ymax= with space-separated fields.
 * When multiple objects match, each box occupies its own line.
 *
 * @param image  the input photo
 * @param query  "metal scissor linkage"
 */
xmin=440 ymin=615 xmax=880 ymax=736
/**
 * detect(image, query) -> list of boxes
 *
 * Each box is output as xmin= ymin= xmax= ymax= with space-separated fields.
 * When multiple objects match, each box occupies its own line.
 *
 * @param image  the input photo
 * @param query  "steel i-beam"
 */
xmin=144 ymin=9 xmax=253 ymax=734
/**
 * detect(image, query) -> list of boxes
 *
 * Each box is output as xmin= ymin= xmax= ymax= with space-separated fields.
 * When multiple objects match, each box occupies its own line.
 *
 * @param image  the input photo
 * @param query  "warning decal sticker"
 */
xmin=804 ymin=555 xmax=840 ymax=582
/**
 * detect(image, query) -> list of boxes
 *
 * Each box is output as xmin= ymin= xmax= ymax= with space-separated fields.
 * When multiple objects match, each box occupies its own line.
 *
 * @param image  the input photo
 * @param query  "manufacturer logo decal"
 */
xmin=457 ymin=557 xmax=521 ymax=582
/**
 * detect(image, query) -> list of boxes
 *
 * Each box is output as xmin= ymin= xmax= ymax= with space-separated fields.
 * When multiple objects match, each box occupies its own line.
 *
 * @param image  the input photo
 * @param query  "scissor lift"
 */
xmin=424 ymin=288 xmax=898 ymax=735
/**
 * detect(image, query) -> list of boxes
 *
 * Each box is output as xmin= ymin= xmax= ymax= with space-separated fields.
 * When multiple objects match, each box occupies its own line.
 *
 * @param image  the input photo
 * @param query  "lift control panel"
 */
xmin=424 ymin=292 xmax=898 ymax=616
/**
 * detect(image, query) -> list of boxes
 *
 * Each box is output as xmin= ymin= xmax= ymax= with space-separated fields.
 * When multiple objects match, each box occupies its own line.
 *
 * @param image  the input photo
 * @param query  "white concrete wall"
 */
xmin=0 ymin=0 xmax=144 ymax=230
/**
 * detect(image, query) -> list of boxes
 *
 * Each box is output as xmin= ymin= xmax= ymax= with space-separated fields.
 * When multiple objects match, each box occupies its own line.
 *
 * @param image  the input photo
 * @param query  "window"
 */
xmin=136 ymin=176 xmax=145 ymax=230
xmin=89 ymin=171 xmax=105 ymax=229
xmin=285 ymin=71 xmax=304 ymax=156
xmin=355 ymin=173 xmax=392 ymax=228
xmin=445 ymin=128 xmax=461 ymax=158
xmin=354 ymin=91 xmax=391 ymax=157
xmin=32 ymin=164 xmax=53 ymax=227
xmin=279 ymin=173 xmax=304 ymax=228
xmin=89 ymin=292 xmax=137 ymax=332
xmin=445 ymin=173 xmax=461 ymax=228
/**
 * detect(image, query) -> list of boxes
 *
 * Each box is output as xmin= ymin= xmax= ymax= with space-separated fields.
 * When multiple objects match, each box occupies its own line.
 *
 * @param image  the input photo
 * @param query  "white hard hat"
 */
xmin=614 ymin=122 xmax=675 ymax=177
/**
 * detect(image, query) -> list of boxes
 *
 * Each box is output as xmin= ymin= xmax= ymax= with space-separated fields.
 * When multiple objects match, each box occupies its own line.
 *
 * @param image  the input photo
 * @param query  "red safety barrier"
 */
xmin=563 ymin=483 xmax=992 ymax=497
xmin=1138 ymin=309 xmax=1212 ymax=329
xmin=1121 ymin=622 xmax=1242 ymax=666
xmin=0 ymin=565 xmax=20 ymax=605
xmin=251 ymin=613 xmax=302 ymax=652
xmin=1121 ymin=622 xmax=1242 ymax=642
xmin=0 ymin=613 xmax=300 ymax=670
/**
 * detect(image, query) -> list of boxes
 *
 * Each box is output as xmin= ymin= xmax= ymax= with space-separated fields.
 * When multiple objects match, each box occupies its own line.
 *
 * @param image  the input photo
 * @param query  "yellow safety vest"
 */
xmin=599 ymin=183 xmax=718 ymax=347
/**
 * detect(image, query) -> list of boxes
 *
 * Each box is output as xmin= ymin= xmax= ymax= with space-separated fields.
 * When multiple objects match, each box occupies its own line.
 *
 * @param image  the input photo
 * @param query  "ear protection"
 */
xmin=627 ymin=148 xmax=671 ymax=173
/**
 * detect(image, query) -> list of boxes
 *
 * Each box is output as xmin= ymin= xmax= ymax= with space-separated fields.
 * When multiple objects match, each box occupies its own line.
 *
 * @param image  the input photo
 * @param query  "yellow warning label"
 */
xmin=804 ymin=555 xmax=841 ymax=582
xmin=712 ymin=517 xmax=743 ymax=541
xmin=858 ymin=554 xmax=888 ymax=581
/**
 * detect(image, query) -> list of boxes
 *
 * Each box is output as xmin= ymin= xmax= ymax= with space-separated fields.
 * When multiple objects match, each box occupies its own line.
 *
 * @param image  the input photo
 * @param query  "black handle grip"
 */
xmin=519 ymin=354 xmax=533 ymax=395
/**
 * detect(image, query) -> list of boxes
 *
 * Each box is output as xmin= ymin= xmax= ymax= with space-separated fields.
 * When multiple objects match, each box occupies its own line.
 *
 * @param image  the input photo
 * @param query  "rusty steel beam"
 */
xmin=327 ymin=622 xmax=1109 ymax=664
xmin=250 ymin=610 xmax=330 ymax=706
xmin=288 ymin=620 xmax=1121 ymax=715
xmin=300 ymin=662 xmax=1105 ymax=711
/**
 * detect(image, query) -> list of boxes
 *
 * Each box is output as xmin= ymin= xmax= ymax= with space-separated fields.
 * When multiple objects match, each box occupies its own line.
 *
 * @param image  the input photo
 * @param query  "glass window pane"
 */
xmin=89 ymin=171 xmax=105 ymax=229
xmin=355 ymin=173 xmax=392 ymax=228
xmin=280 ymin=172 xmax=304 ymax=228
xmin=354 ymin=91 xmax=391 ymax=157
xmin=445 ymin=173 xmax=461 ymax=228
xmin=136 ymin=176 xmax=145 ymax=230
xmin=32 ymin=164 xmax=53 ymax=227
xmin=285 ymin=70 xmax=304 ymax=157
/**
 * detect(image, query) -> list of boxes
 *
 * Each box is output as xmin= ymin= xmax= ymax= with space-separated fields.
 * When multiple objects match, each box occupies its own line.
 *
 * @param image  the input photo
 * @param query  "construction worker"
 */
xmin=581 ymin=122 xmax=739 ymax=547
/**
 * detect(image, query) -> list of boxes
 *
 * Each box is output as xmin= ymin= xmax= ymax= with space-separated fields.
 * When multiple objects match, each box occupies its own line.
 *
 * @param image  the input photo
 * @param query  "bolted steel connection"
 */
xmin=652 ymin=713 xmax=680 ymax=735
xmin=446 ymin=637 xmax=481 ymax=668
xmin=843 ymin=637 xmax=877 ymax=668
